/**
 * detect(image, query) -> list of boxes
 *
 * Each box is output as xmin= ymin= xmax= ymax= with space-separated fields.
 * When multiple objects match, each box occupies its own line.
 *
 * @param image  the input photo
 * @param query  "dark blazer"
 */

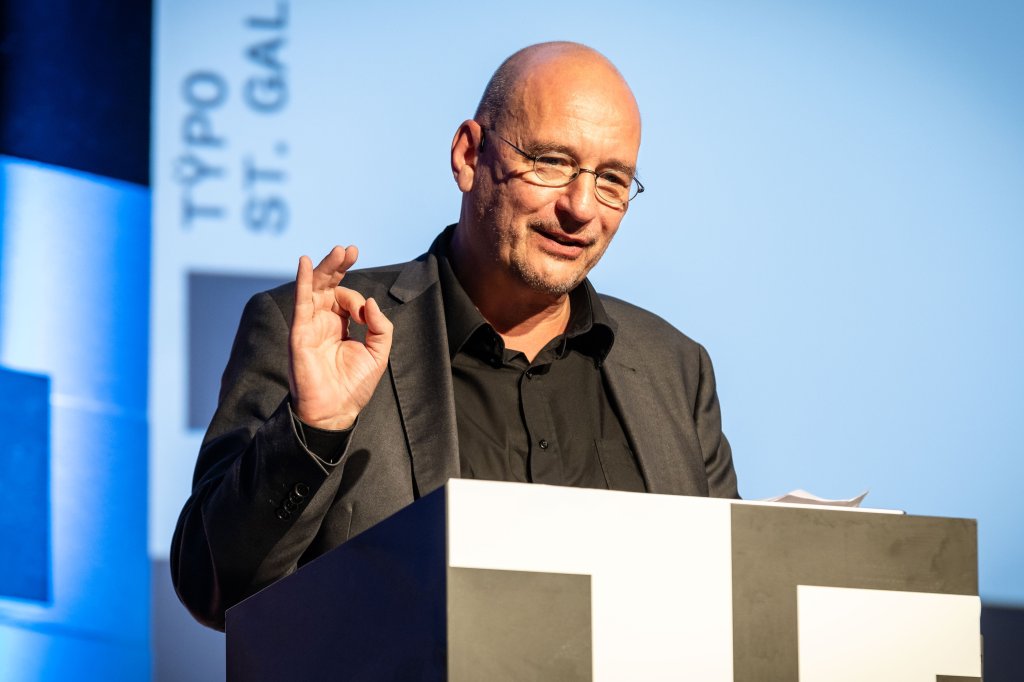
xmin=171 ymin=233 xmax=739 ymax=630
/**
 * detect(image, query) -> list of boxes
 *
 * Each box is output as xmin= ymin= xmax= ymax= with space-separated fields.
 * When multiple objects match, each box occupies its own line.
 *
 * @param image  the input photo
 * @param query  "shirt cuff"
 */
xmin=288 ymin=402 xmax=354 ymax=467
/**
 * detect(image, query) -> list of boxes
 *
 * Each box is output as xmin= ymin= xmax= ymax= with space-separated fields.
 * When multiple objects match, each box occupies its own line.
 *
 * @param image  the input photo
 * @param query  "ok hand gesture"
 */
xmin=288 ymin=246 xmax=393 ymax=430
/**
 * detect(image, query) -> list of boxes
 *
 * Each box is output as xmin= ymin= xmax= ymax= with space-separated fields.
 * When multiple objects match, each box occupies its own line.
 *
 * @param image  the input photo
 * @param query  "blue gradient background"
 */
xmin=278 ymin=0 xmax=1024 ymax=603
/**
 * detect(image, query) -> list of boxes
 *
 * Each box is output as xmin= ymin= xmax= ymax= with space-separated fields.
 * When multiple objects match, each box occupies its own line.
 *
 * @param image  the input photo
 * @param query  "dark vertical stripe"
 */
xmin=0 ymin=368 xmax=50 ymax=601
xmin=0 ymin=0 xmax=152 ymax=184
xmin=980 ymin=603 xmax=1024 ymax=682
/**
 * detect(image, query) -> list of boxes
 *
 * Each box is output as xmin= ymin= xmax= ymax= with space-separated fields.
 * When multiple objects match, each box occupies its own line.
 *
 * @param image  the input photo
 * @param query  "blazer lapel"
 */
xmin=603 ymin=355 xmax=709 ymax=497
xmin=384 ymin=252 xmax=460 ymax=498
xmin=381 ymin=233 xmax=708 ymax=499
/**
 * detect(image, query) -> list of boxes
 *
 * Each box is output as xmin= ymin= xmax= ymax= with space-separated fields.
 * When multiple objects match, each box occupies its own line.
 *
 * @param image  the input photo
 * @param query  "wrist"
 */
xmin=289 ymin=400 xmax=357 ymax=431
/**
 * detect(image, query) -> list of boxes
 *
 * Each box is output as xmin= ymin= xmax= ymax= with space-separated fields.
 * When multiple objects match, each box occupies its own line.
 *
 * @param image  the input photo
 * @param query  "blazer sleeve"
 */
xmin=695 ymin=343 xmax=740 ymax=499
xmin=169 ymin=289 xmax=348 ymax=631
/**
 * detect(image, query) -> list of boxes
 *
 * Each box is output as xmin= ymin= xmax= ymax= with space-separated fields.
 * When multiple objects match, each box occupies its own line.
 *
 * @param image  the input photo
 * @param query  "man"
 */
xmin=172 ymin=42 xmax=738 ymax=631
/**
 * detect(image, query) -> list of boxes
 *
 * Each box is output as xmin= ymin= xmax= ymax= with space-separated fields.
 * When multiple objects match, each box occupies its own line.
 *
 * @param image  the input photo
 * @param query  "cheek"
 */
xmin=475 ymin=178 xmax=563 ymax=232
xmin=597 ymin=217 xmax=623 ymax=243
xmin=505 ymin=179 xmax=562 ymax=214
xmin=489 ymin=192 xmax=540 ymax=235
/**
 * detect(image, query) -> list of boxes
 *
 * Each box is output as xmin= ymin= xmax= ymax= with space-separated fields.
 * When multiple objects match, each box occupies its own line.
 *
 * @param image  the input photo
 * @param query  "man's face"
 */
xmin=465 ymin=58 xmax=642 ymax=297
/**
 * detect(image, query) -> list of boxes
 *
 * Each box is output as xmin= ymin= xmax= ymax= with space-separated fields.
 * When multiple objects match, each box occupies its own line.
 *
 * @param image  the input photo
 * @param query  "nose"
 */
xmin=557 ymin=169 xmax=600 ymax=224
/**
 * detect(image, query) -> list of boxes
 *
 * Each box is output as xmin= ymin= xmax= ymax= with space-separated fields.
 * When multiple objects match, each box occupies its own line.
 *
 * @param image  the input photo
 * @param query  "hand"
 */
xmin=288 ymin=245 xmax=393 ymax=430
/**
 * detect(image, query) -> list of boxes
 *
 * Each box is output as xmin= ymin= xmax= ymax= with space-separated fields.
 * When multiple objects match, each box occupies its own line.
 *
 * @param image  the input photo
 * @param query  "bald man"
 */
xmin=172 ymin=42 xmax=738 ymax=630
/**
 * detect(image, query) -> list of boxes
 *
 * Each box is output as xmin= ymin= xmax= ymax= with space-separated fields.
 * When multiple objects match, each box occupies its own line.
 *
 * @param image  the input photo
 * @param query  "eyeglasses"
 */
xmin=484 ymin=129 xmax=644 ymax=208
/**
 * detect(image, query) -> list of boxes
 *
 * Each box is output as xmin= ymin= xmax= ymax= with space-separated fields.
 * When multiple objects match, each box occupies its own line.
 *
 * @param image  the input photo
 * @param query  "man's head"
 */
xmin=450 ymin=42 xmax=642 ymax=303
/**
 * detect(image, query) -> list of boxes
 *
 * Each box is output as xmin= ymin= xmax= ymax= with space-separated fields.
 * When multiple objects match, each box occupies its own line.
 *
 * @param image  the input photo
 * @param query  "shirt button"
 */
xmin=539 ymin=439 xmax=549 ymax=450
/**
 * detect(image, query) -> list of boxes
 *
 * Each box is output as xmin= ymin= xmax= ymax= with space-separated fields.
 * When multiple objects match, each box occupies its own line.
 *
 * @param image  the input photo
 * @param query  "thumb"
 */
xmin=363 ymin=297 xmax=394 ymax=365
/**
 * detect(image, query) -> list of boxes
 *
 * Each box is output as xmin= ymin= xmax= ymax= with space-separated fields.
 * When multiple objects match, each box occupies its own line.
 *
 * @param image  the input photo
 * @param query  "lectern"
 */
xmin=226 ymin=480 xmax=981 ymax=681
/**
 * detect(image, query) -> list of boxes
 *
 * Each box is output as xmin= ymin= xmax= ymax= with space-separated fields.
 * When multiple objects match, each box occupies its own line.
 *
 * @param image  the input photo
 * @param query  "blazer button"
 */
xmin=293 ymin=483 xmax=309 ymax=498
xmin=539 ymin=439 xmax=549 ymax=450
xmin=283 ymin=499 xmax=297 ymax=513
xmin=275 ymin=507 xmax=291 ymax=520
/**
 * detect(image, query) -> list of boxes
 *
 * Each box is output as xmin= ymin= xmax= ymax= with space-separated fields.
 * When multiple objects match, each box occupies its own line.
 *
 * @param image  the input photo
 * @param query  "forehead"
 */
xmin=504 ymin=56 xmax=642 ymax=163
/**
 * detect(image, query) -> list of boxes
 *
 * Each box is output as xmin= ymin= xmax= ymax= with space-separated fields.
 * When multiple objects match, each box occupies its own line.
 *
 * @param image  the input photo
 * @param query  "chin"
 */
xmin=510 ymin=256 xmax=587 ymax=296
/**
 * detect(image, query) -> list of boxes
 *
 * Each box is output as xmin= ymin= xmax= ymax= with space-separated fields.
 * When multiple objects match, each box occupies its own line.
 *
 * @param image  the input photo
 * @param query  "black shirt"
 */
xmin=438 ymin=246 xmax=646 ymax=492
xmin=292 ymin=241 xmax=647 ymax=493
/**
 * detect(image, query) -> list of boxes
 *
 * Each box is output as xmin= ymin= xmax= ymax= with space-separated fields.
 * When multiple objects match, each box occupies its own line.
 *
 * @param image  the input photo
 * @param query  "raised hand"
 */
xmin=288 ymin=245 xmax=393 ymax=430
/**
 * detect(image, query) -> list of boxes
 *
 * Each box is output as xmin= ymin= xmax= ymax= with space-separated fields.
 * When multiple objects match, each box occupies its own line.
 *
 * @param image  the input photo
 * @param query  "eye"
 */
xmin=535 ymin=153 xmax=575 ymax=170
xmin=597 ymin=170 xmax=631 ymax=188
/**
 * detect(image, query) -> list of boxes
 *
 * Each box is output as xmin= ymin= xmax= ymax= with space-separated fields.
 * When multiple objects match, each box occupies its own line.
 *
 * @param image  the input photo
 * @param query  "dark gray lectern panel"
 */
xmin=226 ymin=487 xmax=448 ymax=681
xmin=731 ymin=505 xmax=977 ymax=682
xmin=449 ymin=567 xmax=592 ymax=681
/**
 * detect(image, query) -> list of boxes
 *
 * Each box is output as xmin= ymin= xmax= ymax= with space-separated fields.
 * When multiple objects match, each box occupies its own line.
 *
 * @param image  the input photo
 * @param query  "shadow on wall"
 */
xmin=152 ymin=559 xmax=224 ymax=682
xmin=187 ymin=272 xmax=289 ymax=431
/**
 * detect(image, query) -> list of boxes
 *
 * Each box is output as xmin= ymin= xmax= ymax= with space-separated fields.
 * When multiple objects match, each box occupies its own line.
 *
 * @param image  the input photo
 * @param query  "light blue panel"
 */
xmin=0 ymin=622 xmax=149 ymax=682
xmin=617 ymin=1 xmax=1024 ymax=605
xmin=0 ymin=159 xmax=149 ymax=409
xmin=0 ymin=157 xmax=150 ymax=676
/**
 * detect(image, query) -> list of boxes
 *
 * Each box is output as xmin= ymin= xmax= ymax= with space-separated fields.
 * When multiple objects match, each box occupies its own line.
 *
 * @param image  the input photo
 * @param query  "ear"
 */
xmin=450 ymin=119 xmax=483 ymax=193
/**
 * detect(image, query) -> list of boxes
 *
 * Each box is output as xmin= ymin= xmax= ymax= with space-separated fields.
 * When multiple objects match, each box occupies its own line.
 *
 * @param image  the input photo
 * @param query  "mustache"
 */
xmin=527 ymin=221 xmax=595 ymax=247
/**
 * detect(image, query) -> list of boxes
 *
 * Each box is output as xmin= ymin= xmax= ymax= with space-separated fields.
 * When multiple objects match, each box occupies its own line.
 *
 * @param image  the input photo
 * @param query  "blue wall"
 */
xmin=0 ymin=160 xmax=151 ymax=678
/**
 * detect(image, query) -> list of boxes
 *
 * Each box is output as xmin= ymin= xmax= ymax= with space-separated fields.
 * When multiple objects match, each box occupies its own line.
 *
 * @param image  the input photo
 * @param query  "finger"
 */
xmin=293 ymin=255 xmax=314 ymax=322
xmin=309 ymin=245 xmax=349 ymax=290
xmin=363 ymin=297 xmax=394 ymax=364
xmin=333 ymin=287 xmax=368 ymax=325
xmin=311 ymin=245 xmax=359 ymax=290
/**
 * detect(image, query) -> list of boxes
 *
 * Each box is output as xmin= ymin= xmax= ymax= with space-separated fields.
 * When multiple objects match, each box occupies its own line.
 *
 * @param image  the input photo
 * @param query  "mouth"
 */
xmin=532 ymin=226 xmax=592 ymax=255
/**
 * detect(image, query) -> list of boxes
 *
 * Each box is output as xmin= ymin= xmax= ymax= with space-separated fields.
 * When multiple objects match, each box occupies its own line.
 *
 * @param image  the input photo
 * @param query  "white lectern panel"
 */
xmin=447 ymin=480 xmax=735 ymax=682
xmin=797 ymin=585 xmax=982 ymax=681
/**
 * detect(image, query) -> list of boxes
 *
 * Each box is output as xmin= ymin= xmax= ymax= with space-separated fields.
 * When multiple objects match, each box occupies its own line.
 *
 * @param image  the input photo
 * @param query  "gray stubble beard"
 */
xmin=508 ymin=249 xmax=585 ymax=296
xmin=499 ymin=217 xmax=594 ymax=296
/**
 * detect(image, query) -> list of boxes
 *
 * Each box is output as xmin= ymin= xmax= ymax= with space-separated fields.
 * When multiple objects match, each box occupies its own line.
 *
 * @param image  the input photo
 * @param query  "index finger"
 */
xmin=294 ymin=254 xmax=315 ymax=320
xmin=311 ymin=245 xmax=359 ymax=290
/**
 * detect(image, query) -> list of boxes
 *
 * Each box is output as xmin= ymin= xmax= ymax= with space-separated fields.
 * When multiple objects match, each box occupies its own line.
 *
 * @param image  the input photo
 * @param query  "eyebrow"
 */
xmin=524 ymin=139 xmax=638 ymax=179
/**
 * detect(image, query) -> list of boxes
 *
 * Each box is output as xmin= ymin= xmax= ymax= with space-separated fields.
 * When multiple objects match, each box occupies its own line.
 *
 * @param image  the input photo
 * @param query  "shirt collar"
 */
xmin=436 ymin=229 xmax=616 ymax=365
